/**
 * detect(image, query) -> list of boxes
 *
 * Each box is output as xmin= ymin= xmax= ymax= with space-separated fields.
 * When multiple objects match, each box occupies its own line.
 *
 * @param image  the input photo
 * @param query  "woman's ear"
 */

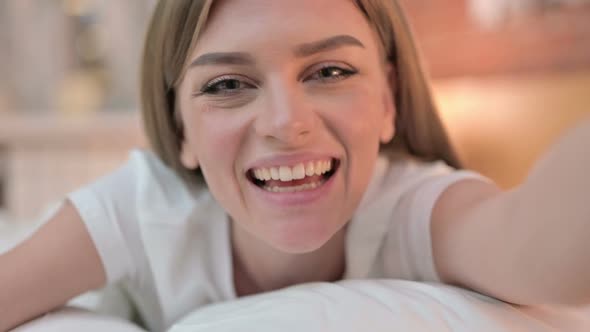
xmin=379 ymin=105 xmax=395 ymax=144
xmin=180 ymin=141 xmax=199 ymax=169
xmin=380 ymin=64 xmax=396 ymax=144
xmin=175 ymin=101 xmax=199 ymax=169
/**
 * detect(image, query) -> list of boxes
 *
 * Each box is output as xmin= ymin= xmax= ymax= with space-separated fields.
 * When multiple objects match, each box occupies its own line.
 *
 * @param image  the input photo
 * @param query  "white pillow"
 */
xmin=12 ymin=307 xmax=146 ymax=332
xmin=170 ymin=280 xmax=588 ymax=332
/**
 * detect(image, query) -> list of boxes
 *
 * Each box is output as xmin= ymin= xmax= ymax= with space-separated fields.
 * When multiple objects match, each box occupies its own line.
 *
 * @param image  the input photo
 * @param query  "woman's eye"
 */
xmin=199 ymin=76 xmax=256 ymax=96
xmin=305 ymin=66 xmax=357 ymax=83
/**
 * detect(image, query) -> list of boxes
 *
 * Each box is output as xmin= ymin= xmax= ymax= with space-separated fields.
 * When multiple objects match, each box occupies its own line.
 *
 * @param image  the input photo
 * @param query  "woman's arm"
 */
xmin=0 ymin=201 xmax=106 ymax=331
xmin=432 ymin=117 xmax=590 ymax=306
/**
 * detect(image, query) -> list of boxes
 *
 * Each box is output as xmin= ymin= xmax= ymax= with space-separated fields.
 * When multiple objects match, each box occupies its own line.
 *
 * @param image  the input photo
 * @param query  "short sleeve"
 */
xmin=66 ymin=150 xmax=183 ymax=284
xmin=67 ymin=156 xmax=141 ymax=283
xmin=380 ymin=161 xmax=490 ymax=282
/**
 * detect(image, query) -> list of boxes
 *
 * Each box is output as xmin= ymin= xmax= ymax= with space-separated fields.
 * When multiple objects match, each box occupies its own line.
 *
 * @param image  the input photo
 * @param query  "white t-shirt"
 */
xmin=68 ymin=149 xmax=485 ymax=331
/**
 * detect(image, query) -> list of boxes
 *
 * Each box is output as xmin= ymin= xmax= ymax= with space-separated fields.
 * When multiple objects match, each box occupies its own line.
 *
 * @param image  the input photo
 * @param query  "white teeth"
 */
xmin=270 ymin=167 xmax=280 ymax=180
xmin=292 ymin=163 xmax=305 ymax=180
xmin=263 ymin=180 xmax=324 ymax=193
xmin=251 ymin=159 xmax=335 ymax=182
xmin=261 ymin=168 xmax=271 ymax=181
xmin=314 ymin=160 xmax=323 ymax=176
xmin=305 ymin=161 xmax=315 ymax=176
xmin=279 ymin=166 xmax=293 ymax=181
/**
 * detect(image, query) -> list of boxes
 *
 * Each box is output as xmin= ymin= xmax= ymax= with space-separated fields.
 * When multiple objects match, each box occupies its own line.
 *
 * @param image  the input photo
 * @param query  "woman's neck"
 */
xmin=231 ymin=222 xmax=346 ymax=297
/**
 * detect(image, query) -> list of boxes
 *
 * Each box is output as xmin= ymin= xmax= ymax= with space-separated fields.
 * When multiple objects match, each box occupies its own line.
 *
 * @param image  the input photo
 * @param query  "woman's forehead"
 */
xmin=208 ymin=0 xmax=361 ymax=20
xmin=194 ymin=0 xmax=377 ymax=54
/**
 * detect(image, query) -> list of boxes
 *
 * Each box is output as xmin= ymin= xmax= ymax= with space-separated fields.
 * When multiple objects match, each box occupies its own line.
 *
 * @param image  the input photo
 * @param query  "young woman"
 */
xmin=2 ymin=0 xmax=589 ymax=331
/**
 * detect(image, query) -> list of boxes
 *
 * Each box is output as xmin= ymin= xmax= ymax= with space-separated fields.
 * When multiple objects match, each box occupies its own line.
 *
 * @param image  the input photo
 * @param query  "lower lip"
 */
xmin=248 ymin=170 xmax=338 ymax=207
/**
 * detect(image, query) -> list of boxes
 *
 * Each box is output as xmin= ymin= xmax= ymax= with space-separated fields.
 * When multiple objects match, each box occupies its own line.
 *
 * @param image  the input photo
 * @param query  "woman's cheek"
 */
xmin=199 ymin=119 xmax=242 ymax=161
xmin=328 ymin=88 xmax=381 ymax=137
xmin=198 ymin=108 xmax=254 ymax=172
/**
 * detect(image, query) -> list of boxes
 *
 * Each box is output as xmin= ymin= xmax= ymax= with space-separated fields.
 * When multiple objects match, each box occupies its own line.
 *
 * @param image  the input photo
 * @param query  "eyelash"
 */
xmin=302 ymin=65 xmax=357 ymax=83
xmin=195 ymin=74 xmax=256 ymax=97
xmin=194 ymin=64 xmax=358 ymax=98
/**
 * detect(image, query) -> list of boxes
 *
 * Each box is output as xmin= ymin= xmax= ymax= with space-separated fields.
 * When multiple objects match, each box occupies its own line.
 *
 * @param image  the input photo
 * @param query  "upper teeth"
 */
xmin=252 ymin=159 xmax=333 ymax=182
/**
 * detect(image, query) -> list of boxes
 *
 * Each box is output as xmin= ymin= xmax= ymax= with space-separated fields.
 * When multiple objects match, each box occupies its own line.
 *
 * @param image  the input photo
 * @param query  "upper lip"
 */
xmin=244 ymin=152 xmax=339 ymax=172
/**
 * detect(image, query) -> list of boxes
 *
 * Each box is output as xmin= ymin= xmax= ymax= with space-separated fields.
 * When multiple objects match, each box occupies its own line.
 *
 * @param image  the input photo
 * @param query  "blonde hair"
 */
xmin=140 ymin=0 xmax=461 ymax=185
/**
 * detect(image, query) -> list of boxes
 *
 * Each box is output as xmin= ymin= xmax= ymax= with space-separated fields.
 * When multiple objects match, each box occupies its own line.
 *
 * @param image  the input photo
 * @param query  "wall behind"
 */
xmin=400 ymin=0 xmax=590 ymax=188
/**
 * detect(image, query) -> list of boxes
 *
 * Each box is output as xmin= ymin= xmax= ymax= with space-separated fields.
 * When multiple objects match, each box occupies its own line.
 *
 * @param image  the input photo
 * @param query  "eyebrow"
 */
xmin=294 ymin=34 xmax=365 ymax=58
xmin=189 ymin=52 xmax=256 ymax=67
xmin=188 ymin=35 xmax=365 ymax=68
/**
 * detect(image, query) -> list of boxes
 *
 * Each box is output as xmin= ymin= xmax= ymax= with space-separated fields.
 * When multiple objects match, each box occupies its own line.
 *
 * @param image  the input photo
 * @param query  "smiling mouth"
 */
xmin=247 ymin=158 xmax=340 ymax=193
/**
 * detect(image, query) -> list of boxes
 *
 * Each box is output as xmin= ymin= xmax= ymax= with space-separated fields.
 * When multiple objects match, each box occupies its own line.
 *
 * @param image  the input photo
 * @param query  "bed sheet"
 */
xmin=11 ymin=281 xmax=589 ymax=332
xmin=170 ymin=280 xmax=589 ymax=332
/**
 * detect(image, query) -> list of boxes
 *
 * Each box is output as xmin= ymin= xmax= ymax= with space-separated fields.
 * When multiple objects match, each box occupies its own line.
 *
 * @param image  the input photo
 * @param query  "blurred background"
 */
xmin=0 ymin=0 xmax=589 ymax=224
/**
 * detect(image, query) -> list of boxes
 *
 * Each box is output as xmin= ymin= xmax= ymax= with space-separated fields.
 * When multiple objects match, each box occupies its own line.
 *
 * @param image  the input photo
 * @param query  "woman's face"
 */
xmin=177 ymin=0 xmax=395 ymax=253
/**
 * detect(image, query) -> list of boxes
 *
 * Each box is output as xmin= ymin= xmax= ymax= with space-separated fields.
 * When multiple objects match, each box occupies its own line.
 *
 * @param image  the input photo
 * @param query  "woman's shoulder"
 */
xmin=123 ymin=149 xmax=216 ymax=222
xmin=126 ymin=149 xmax=207 ymax=195
xmin=359 ymin=153 xmax=486 ymax=208
xmin=71 ymin=148 xmax=213 ymax=226
xmin=125 ymin=149 xmax=181 ymax=183
xmin=385 ymin=152 xmax=455 ymax=178
xmin=373 ymin=153 xmax=456 ymax=190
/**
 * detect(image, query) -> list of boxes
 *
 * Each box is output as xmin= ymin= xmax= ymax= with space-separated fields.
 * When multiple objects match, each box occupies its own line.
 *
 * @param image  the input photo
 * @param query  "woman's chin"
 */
xmin=272 ymin=238 xmax=328 ymax=254
xmin=267 ymin=221 xmax=342 ymax=254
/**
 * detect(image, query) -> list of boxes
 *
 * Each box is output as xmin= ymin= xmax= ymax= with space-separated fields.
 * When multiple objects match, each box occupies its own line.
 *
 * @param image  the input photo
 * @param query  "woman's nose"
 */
xmin=254 ymin=80 xmax=316 ymax=147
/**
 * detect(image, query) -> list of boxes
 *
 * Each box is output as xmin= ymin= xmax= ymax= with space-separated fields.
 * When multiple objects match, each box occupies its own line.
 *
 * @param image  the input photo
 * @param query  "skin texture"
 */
xmin=177 ymin=0 xmax=395 ymax=292
xmin=178 ymin=0 xmax=394 ymax=252
xmin=432 ymin=119 xmax=590 ymax=306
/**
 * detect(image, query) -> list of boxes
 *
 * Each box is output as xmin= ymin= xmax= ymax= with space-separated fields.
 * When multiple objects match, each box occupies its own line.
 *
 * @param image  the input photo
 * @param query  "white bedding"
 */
xmin=170 ymin=280 xmax=588 ymax=332
xmin=4 ymin=224 xmax=588 ymax=331
xmin=11 ymin=307 xmax=146 ymax=332
xmin=11 ymin=280 xmax=589 ymax=332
